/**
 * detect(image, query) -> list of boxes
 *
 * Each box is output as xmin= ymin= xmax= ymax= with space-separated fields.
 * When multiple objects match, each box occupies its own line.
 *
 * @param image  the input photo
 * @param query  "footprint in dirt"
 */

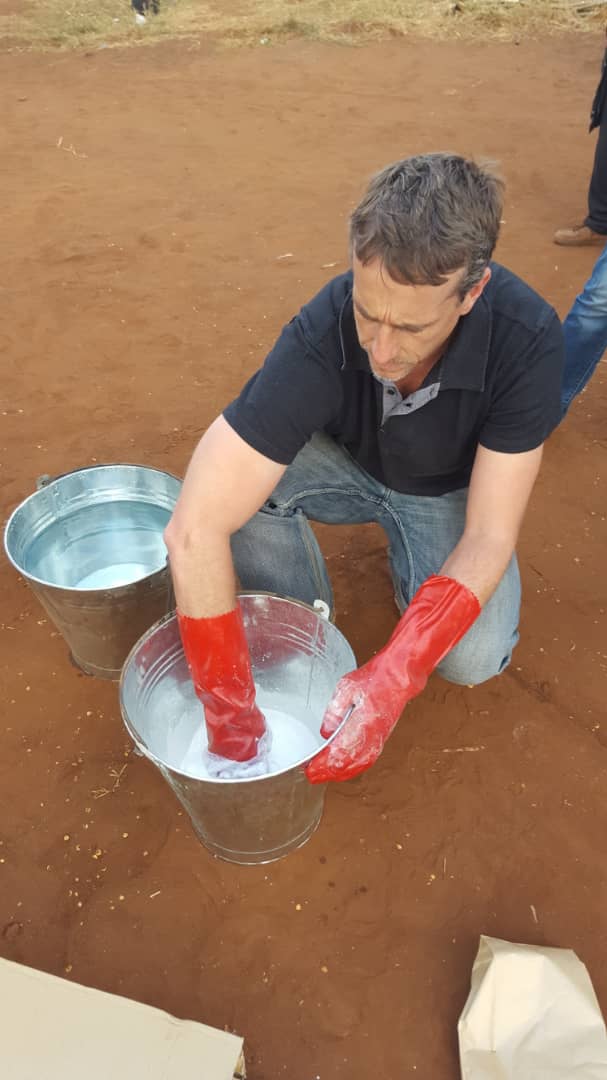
xmin=2 ymin=921 xmax=23 ymax=942
xmin=1 ymin=921 xmax=27 ymax=965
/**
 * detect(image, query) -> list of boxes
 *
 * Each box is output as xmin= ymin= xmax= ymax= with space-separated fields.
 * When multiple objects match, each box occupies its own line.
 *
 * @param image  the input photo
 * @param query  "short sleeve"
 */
xmin=222 ymin=315 xmax=343 ymax=465
xmin=479 ymin=310 xmax=564 ymax=453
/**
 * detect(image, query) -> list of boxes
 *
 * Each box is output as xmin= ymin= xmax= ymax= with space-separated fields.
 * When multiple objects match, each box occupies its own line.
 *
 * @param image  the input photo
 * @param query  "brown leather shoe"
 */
xmin=553 ymin=224 xmax=607 ymax=246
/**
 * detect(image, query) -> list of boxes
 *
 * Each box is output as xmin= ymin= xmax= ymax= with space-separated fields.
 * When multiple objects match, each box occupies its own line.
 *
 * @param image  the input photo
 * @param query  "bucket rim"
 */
xmin=3 ymin=462 xmax=181 ymax=592
xmin=118 ymin=597 xmax=356 ymax=786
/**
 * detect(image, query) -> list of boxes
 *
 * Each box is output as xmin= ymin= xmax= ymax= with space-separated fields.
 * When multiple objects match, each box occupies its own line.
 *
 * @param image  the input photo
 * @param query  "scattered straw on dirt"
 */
xmin=1 ymin=0 xmax=606 ymax=52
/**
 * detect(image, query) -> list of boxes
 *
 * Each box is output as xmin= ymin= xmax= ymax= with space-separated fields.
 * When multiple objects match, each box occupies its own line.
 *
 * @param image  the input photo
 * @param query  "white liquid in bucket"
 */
xmin=76 ymin=563 xmax=153 ymax=589
xmin=165 ymin=704 xmax=322 ymax=781
xmin=23 ymin=500 xmax=170 ymax=589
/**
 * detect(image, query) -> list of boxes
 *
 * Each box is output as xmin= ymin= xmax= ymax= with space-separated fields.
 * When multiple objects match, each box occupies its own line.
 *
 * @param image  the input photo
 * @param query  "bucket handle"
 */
xmin=306 ymin=703 xmax=357 ymax=765
xmin=35 ymin=466 xmax=99 ymax=491
xmin=313 ymin=599 xmax=331 ymax=621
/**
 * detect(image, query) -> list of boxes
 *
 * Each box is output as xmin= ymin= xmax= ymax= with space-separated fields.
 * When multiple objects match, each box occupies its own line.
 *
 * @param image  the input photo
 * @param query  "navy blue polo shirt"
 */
xmin=223 ymin=264 xmax=563 ymax=496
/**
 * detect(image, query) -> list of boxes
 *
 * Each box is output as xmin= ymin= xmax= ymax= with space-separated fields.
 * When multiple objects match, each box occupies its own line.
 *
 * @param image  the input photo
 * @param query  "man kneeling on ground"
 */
xmin=165 ymin=153 xmax=563 ymax=784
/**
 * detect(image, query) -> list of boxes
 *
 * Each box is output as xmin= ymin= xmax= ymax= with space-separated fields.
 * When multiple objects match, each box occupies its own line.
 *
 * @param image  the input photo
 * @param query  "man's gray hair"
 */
xmin=349 ymin=153 xmax=504 ymax=298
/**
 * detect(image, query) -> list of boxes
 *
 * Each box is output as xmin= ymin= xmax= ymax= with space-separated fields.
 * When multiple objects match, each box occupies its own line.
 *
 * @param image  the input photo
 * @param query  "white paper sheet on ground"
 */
xmin=1 ymin=956 xmax=245 ymax=1080
xmin=458 ymin=936 xmax=607 ymax=1080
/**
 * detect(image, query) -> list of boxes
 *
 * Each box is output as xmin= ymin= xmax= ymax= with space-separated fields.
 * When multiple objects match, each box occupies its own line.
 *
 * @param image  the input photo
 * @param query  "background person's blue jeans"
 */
xmin=231 ymin=433 xmax=520 ymax=686
xmin=562 ymin=241 xmax=607 ymax=415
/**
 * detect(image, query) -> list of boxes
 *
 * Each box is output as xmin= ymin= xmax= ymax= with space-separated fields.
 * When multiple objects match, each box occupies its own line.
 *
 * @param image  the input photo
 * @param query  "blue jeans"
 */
xmin=231 ymin=433 xmax=520 ymax=685
xmin=562 ymin=241 xmax=607 ymax=415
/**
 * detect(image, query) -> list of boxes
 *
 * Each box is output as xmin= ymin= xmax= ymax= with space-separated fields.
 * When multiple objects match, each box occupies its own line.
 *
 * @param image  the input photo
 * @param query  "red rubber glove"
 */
xmin=177 ymin=606 xmax=266 ymax=762
xmin=305 ymin=575 xmax=480 ymax=784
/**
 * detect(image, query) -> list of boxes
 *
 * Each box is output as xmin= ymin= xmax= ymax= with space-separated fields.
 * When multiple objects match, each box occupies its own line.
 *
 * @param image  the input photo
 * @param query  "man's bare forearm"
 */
xmin=439 ymin=443 xmax=542 ymax=607
xmin=165 ymin=524 xmax=238 ymax=619
xmin=164 ymin=417 xmax=287 ymax=620
xmin=440 ymin=530 xmax=514 ymax=607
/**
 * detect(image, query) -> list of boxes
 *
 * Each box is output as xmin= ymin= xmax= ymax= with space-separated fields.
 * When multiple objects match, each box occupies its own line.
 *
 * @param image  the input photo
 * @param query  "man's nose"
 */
xmin=371 ymin=325 xmax=397 ymax=365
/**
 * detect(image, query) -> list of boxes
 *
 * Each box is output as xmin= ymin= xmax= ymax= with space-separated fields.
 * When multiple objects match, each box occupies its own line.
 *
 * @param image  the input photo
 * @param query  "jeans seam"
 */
xmin=272 ymin=483 xmax=419 ymax=604
xmin=562 ymin=360 xmax=601 ymax=412
xmin=276 ymin=486 xmax=386 ymax=512
xmin=293 ymin=510 xmax=332 ymax=606
xmin=272 ymin=485 xmax=416 ymax=604
xmin=382 ymin=493 xmax=416 ymax=603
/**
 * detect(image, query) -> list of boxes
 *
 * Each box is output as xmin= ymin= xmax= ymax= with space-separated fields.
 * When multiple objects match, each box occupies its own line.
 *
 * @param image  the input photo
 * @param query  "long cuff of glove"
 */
xmin=376 ymin=575 xmax=481 ymax=696
xmin=177 ymin=606 xmax=266 ymax=762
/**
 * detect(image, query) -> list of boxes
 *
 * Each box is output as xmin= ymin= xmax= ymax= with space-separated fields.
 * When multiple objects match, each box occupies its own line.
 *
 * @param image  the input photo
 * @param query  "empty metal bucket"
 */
xmin=119 ymin=594 xmax=356 ymax=865
xmin=4 ymin=464 xmax=181 ymax=679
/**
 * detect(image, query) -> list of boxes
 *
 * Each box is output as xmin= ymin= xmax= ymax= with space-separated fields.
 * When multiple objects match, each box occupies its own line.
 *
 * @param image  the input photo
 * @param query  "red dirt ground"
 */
xmin=2 ymin=29 xmax=607 ymax=1080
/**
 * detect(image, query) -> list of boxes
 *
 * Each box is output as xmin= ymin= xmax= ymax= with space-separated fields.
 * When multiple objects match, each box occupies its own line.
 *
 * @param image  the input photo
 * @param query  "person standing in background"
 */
xmin=132 ymin=0 xmax=159 ymax=25
xmin=555 ymin=33 xmax=607 ymax=247
xmin=561 ymin=243 xmax=607 ymax=414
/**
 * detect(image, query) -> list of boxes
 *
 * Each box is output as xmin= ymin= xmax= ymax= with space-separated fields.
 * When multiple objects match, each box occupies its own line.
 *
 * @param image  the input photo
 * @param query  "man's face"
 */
xmin=352 ymin=255 xmax=490 ymax=384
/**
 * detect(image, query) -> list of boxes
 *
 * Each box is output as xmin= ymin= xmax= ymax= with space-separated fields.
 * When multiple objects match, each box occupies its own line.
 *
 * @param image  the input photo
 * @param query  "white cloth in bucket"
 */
xmin=172 ymin=707 xmax=322 ymax=780
xmin=203 ymin=729 xmax=273 ymax=779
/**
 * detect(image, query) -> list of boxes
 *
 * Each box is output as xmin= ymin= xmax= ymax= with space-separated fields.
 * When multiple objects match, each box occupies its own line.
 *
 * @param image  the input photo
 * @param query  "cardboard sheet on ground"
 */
xmin=458 ymin=935 xmax=607 ymax=1080
xmin=0 ymin=956 xmax=245 ymax=1079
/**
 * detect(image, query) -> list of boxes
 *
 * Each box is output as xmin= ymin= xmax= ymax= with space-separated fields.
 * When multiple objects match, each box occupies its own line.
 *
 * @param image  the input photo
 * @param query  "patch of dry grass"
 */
xmin=1 ymin=0 xmax=605 ymax=52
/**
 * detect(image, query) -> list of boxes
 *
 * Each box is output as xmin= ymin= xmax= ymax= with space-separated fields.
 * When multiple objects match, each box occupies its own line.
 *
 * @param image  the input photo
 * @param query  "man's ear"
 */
xmin=460 ymin=266 xmax=492 ymax=315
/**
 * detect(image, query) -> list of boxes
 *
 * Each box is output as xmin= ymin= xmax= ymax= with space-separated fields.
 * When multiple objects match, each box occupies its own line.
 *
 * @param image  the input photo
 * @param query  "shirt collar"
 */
xmin=338 ymin=275 xmax=493 ymax=392
xmin=338 ymin=289 xmax=368 ymax=372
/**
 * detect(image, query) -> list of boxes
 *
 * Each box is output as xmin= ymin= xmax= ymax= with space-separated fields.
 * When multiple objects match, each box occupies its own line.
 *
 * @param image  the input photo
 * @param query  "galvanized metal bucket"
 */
xmin=4 ymin=464 xmax=181 ymax=679
xmin=119 ymin=594 xmax=356 ymax=865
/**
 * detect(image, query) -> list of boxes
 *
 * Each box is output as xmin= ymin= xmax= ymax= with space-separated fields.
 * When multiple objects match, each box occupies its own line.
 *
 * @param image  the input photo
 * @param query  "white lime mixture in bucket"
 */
xmin=164 ymin=699 xmax=323 ymax=781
